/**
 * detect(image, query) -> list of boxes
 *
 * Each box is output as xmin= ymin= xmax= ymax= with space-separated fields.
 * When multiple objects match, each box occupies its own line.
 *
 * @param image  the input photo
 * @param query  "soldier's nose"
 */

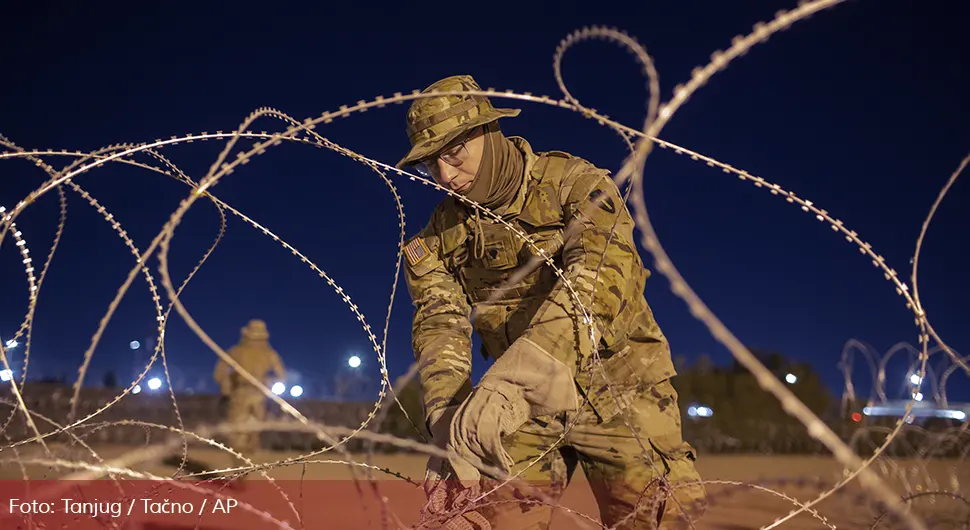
xmin=435 ymin=158 xmax=456 ymax=181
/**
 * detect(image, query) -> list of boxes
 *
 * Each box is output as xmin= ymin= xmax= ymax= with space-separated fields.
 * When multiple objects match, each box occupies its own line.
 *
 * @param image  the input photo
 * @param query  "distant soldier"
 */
xmin=398 ymin=75 xmax=707 ymax=529
xmin=213 ymin=319 xmax=286 ymax=455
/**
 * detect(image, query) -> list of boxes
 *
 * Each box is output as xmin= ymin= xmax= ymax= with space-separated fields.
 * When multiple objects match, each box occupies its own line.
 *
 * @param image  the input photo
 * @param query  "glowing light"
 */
xmin=863 ymin=405 xmax=967 ymax=422
xmin=130 ymin=341 xmax=140 ymax=350
xmin=5 ymin=339 xmax=18 ymax=348
xmin=132 ymin=385 xmax=142 ymax=394
xmin=914 ymin=392 xmax=923 ymax=402
xmin=348 ymin=356 xmax=361 ymax=368
xmin=909 ymin=373 xmax=921 ymax=385
xmin=272 ymin=382 xmax=286 ymax=395
xmin=689 ymin=405 xmax=713 ymax=418
xmin=147 ymin=377 xmax=162 ymax=390
xmin=851 ymin=412 xmax=862 ymax=422
xmin=0 ymin=370 xmax=11 ymax=382
xmin=290 ymin=385 xmax=303 ymax=398
xmin=785 ymin=373 xmax=797 ymax=384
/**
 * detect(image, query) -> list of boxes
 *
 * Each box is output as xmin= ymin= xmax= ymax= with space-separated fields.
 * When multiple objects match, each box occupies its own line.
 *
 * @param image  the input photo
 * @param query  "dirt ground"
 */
xmin=3 ymin=444 xmax=967 ymax=529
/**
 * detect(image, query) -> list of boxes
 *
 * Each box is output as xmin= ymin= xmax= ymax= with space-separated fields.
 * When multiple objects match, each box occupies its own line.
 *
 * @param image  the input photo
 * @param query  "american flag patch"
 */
xmin=404 ymin=237 xmax=430 ymax=267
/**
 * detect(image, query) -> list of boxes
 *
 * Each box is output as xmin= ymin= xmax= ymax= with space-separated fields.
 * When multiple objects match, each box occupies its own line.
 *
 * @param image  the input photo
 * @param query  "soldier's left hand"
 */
xmin=447 ymin=338 xmax=579 ymax=483
xmin=447 ymin=379 xmax=530 ymax=483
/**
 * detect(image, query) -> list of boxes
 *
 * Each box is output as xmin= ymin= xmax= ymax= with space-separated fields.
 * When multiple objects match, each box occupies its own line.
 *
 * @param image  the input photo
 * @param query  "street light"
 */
xmin=0 ymin=369 xmax=11 ymax=382
xmin=147 ymin=377 xmax=162 ymax=391
xmin=5 ymin=339 xmax=17 ymax=349
xmin=348 ymin=355 xmax=361 ymax=369
xmin=290 ymin=385 xmax=303 ymax=398
xmin=271 ymin=382 xmax=286 ymax=395
xmin=129 ymin=341 xmax=140 ymax=350
xmin=132 ymin=384 xmax=142 ymax=394
xmin=687 ymin=405 xmax=713 ymax=418
xmin=785 ymin=373 xmax=797 ymax=384
xmin=909 ymin=373 xmax=922 ymax=385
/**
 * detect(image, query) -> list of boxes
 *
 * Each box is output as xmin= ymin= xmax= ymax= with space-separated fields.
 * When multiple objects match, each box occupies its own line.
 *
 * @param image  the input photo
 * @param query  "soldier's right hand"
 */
xmin=423 ymin=405 xmax=458 ymax=496
xmin=420 ymin=408 xmax=490 ymax=530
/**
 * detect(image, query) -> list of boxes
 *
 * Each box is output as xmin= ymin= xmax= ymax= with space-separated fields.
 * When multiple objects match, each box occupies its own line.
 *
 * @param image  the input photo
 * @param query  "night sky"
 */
xmin=1 ymin=0 xmax=967 ymax=405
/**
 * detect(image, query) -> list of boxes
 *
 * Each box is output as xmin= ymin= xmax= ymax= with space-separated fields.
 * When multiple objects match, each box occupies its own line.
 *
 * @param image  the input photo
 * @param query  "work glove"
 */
xmin=447 ymin=337 xmax=579 ymax=484
xmin=423 ymin=406 xmax=458 ymax=495
xmin=420 ymin=406 xmax=491 ymax=530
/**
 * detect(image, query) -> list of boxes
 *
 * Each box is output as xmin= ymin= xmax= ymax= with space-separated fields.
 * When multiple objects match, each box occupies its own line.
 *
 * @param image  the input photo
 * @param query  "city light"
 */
xmin=785 ymin=373 xmax=797 ymax=384
xmin=5 ymin=339 xmax=17 ymax=349
xmin=272 ymin=382 xmax=286 ymax=395
xmin=147 ymin=377 xmax=162 ymax=390
xmin=863 ymin=405 xmax=967 ymax=422
xmin=132 ymin=385 xmax=142 ymax=394
xmin=0 ymin=369 xmax=11 ymax=382
xmin=687 ymin=405 xmax=714 ymax=418
xmin=130 ymin=341 xmax=140 ymax=350
xmin=348 ymin=355 xmax=361 ymax=368
xmin=290 ymin=385 xmax=304 ymax=398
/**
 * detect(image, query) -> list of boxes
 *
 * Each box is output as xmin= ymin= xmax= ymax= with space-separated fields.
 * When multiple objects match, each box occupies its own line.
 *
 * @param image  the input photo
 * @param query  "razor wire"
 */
xmin=1 ymin=0 xmax=968 ymax=528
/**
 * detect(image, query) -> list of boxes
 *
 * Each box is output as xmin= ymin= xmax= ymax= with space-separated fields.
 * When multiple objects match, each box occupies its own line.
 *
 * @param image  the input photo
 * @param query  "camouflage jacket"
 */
xmin=404 ymin=137 xmax=676 ymax=427
xmin=214 ymin=338 xmax=285 ymax=393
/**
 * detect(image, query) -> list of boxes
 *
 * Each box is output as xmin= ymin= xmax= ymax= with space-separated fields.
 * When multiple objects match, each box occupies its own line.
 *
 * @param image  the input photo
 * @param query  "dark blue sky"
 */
xmin=1 ymin=0 xmax=967 ymax=404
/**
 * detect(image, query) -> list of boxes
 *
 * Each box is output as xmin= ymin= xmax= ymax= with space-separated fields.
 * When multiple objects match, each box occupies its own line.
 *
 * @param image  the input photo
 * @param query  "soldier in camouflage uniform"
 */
xmin=213 ymin=319 xmax=287 ymax=455
xmin=398 ymin=75 xmax=707 ymax=529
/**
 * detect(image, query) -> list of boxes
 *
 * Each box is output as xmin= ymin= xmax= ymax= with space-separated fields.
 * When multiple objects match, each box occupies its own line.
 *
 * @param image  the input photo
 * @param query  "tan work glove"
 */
xmin=447 ymin=337 xmax=579 ymax=484
xmin=420 ymin=406 xmax=491 ymax=530
xmin=423 ymin=406 xmax=458 ymax=494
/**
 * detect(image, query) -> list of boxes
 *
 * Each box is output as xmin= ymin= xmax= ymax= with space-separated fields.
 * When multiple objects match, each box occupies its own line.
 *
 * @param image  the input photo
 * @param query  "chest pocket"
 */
xmin=477 ymin=221 xmax=519 ymax=270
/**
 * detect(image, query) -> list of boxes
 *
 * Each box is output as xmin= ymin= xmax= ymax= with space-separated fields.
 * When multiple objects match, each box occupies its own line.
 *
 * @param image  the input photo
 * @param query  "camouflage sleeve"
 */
xmin=214 ymin=356 xmax=231 ymax=391
xmin=270 ymin=349 xmax=286 ymax=379
xmin=404 ymin=221 xmax=474 ymax=428
xmin=517 ymin=165 xmax=643 ymax=373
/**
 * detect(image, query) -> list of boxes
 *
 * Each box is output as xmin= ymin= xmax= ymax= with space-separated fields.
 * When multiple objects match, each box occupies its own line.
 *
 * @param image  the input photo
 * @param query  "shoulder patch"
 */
xmin=404 ymin=237 xmax=431 ymax=267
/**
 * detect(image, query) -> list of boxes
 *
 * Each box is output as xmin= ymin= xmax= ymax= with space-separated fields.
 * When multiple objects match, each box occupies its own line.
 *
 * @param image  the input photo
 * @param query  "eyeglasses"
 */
xmin=412 ymin=134 xmax=472 ymax=178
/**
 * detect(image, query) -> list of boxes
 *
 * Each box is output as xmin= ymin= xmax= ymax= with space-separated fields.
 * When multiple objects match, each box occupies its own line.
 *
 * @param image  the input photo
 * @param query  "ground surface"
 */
xmin=2 ymin=444 xmax=967 ymax=529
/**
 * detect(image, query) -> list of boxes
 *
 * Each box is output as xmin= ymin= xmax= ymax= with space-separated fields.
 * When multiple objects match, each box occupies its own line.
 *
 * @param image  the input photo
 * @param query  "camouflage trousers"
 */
xmin=226 ymin=390 xmax=266 ymax=455
xmin=476 ymin=379 xmax=706 ymax=530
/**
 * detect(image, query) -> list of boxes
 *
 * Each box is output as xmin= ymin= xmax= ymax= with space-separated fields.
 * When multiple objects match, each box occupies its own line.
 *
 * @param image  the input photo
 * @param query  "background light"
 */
xmin=0 ymin=369 xmax=11 ymax=382
xmin=785 ymin=373 xmax=797 ymax=384
xmin=348 ymin=355 xmax=361 ymax=368
xmin=688 ymin=405 xmax=713 ymax=418
xmin=272 ymin=382 xmax=286 ymax=395
xmin=914 ymin=392 xmax=924 ymax=402
xmin=147 ymin=377 xmax=162 ymax=390
xmin=132 ymin=384 xmax=142 ymax=394
xmin=910 ymin=373 xmax=922 ymax=385
xmin=5 ymin=339 xmax=18 ymax=348
xmin=289 ymin=385 xmax=303 ymax=397
xmin=130 ymin=341 xmax=140 ymax=350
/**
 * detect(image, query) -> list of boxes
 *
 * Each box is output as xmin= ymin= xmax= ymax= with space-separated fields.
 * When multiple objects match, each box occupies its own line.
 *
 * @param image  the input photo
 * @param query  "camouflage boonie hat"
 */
xmin=395 ymin=75 xmax=520 ymax=170
xmin=241 ymin=319 xmax=269 ymax=340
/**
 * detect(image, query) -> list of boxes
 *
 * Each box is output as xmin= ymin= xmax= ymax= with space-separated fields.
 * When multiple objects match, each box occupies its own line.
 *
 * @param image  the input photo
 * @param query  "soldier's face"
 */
xmin=431 ymin=127 xmax=486 ymax=194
